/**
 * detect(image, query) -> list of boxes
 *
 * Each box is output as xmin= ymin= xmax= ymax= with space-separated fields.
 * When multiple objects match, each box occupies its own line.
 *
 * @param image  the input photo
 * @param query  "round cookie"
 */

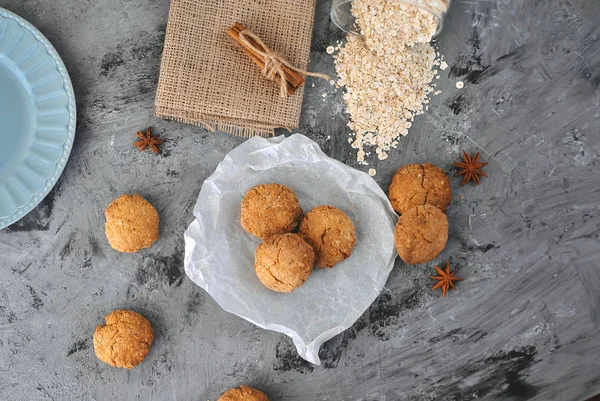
xmin=298 ymin=205 xmax=356 ymax=268
xmin=218 ymin=386 xmax=270 ymax=401
xmin=394 ymin=204 xmax=448 ymax=265
xmin=105 ymin=194 xmax=159 ymax=253
xmin=93 ymin=310 xmax=154 ymax=369
xmin=241 ymin=183 xmax=304 ymax=239
xmin=389 ymin=163 xmax=452 ymax=214
xmin=254 ymin=233 xmax=314 ymax=293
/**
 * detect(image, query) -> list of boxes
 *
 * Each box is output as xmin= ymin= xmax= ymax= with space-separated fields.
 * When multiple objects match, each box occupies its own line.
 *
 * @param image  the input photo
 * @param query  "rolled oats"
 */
xmin=335 ymin=0 xmax=442 ymax=163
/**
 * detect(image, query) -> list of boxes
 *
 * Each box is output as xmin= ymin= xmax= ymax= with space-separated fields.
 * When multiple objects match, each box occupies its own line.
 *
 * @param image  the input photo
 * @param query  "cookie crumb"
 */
xmin=456 ymin=81 xmax=464 ymax=89
xmin=440 ymin=60 xmax=448 ymax=70
xmin=326 ymin=45 xmax=335 ymax=54
xmin=368 ymin=168 xmax=377 ymax=176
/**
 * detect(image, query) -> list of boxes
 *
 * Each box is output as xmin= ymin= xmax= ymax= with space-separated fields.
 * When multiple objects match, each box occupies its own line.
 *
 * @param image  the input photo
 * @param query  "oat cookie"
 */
xmin=105 ymin=193 xmax=159 ymax=253
xmin=394 ymin=204 xmax=448 ymax=265
xmin=254 ymin=233 xmax=314 ymax=293
xmin=241 ymin=183 xmax=304 ymax=239
xmin=218 ymin=386 xmax=270 ymax=401
xmin=389 ymin=163 xmax=452 ymax=214
xmin=298 ymin=205 xmax=356 ymax=268
xmin=93 ymin=310 xmax=154 ymax=369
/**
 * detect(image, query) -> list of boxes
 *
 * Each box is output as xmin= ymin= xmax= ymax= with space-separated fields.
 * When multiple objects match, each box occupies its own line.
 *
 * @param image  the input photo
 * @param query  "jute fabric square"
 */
xmin=156 ymin=0 xmax=317 ymax=137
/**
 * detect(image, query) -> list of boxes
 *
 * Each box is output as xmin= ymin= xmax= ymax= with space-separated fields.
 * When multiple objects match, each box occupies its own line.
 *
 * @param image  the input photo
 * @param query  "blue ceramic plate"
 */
xmin=0 ymin=8 xmax=76 ymax=229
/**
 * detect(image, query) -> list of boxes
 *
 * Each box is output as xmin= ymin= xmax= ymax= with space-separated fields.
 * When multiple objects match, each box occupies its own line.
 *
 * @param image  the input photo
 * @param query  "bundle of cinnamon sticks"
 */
xmin=156 ymin=0 xmax=319 ymax=137
xmin=227 ymin=22 xmax=318 ymax=97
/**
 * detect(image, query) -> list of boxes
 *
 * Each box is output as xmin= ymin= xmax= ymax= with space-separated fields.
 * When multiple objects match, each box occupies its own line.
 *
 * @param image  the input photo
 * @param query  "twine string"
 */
xmin=238 ymin=29 xmax=330 ymax=98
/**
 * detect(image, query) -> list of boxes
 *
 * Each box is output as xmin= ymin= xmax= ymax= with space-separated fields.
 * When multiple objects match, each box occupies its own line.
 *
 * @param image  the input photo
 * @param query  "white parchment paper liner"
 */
xmin=184 ymin=134 xmax=397 ymax=364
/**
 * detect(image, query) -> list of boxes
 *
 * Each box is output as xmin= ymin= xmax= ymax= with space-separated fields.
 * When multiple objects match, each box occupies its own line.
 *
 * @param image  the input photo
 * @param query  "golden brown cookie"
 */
xmin=241 ymin=183 xmax=304 ymax=239
xmin=105 ymin=194 xmax=159 ymax=253
xmin=218 ymin=386 xmax=270 ymax=401
xmin=389 ymin=163 xmax=452 ymax=214
xmin=298 ymin=205 xmax=356 ymax=268
xmin=93 ymin=310 xmax=154 ymax=369
xmin=394 ymin=204 xmax=448 ymax=265
xmin=254 ymin=233 xmax=314 ymax=293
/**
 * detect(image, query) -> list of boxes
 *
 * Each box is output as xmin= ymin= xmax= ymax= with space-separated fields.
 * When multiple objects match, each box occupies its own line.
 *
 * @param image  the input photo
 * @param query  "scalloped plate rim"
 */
xmin=0 ymin=7 xmax=76 ymax=230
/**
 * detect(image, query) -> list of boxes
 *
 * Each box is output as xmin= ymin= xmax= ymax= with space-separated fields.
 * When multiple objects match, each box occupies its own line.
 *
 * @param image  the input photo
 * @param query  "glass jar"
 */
xmin=331 ymin=0 xmax=451 ymax=38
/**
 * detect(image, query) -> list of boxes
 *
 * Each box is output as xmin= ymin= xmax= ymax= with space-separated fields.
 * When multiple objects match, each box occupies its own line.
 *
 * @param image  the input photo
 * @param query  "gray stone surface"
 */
xmin=0 ymin=0 xmax=599 ymax=400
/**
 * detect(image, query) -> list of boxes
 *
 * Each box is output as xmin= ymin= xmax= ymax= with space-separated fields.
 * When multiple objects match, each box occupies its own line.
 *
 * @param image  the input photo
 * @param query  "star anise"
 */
xmin=430 ymin=259 xmax=463 ymax=298
xmin=134 ymin=127 xmax=166 ymax=154
xmin=454 ymin=151 xmax=488 ymax=185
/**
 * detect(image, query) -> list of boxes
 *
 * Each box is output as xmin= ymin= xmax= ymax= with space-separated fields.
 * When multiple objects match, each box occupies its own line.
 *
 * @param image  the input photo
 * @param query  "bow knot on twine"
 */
xmin=237 ymin=28 xmax=330 ymax=98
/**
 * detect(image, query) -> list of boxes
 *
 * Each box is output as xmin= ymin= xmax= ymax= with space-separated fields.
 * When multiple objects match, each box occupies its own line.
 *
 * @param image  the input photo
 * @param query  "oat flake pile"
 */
xmin=335 ymin=0 xmax=444 ymax=164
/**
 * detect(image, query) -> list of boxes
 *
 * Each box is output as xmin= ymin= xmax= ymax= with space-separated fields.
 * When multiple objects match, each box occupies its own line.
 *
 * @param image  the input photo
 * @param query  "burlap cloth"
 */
xmin=155 ymin=0 xmax=318 ymax=137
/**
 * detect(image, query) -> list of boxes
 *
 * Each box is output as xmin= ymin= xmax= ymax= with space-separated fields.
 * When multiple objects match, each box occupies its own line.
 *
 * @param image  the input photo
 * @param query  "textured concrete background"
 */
xmin=1 ymin=0 xmax=600 ymax=400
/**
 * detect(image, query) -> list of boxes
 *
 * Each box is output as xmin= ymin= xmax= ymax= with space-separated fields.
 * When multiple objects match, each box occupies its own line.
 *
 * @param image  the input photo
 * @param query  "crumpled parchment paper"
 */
xmin=184 ymin=134 xmax=397 ymax=364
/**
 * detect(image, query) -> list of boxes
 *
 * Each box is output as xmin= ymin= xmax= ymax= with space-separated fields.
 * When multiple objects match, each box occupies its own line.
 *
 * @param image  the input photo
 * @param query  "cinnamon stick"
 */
xmin=227 ymin=22 xmax=306 ymax=95
xmin=232 ymin=23 xmax=305 ymax=89
xmin=227 ymin=30 xmax=295 ymax=95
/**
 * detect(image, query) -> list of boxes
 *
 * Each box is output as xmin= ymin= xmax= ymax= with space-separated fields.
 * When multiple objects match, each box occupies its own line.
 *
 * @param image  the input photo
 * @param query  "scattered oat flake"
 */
xmin=440 ymin=60 xmax=448 ymax=70
xmin=322 ymin=93 xmax=327 ymax=98
xmin=456 ymin=81 xmax=464 ymax=89
xmin=326 ymin=46 xmax=335 ymax=54
xmin=368 ymin=168 xmax=377 ymax=176
xmin=311 ymin=83 xmax=315 ymax=88
xmin=330 ymin=80 xmax=335 ymax=85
